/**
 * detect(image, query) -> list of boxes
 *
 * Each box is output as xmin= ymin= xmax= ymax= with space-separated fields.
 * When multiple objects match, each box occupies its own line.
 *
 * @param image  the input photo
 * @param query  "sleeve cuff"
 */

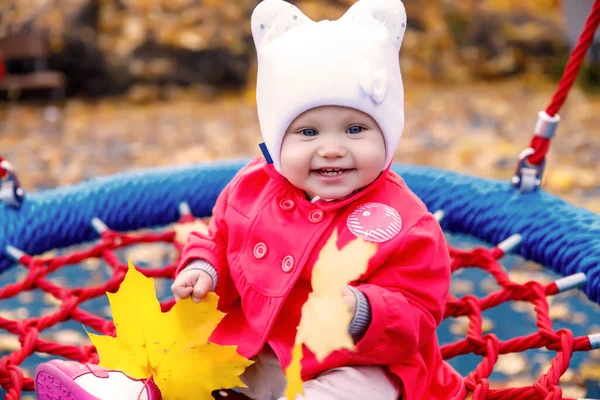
xmin=347 ymin=285 xmax=371 ymax=341
xmin=182 ymin=259 xmax=218 ymax=292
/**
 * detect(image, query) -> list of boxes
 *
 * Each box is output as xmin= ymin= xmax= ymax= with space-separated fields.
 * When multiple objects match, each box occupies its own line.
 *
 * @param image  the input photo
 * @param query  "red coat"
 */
xmin=179 ymin=158 xmax=466 ymax=400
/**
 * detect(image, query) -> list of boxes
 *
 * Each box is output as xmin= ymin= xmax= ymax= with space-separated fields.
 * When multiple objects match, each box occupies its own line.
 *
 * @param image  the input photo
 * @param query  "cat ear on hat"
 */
xmin=251 ymin=0 xmax=313 ymax=50
xmin=343 ymin=0 xmax=407 ymax=50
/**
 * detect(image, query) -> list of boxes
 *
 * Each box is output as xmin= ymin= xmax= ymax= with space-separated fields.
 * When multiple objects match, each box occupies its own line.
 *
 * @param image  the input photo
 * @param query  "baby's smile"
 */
xmin=311 ymin=167 xmax=355 ymax=177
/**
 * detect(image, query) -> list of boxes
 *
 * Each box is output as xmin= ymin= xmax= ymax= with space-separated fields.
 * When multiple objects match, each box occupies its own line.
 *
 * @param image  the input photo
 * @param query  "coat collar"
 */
xmin=263 ymin=164 xmax=391 ymax=212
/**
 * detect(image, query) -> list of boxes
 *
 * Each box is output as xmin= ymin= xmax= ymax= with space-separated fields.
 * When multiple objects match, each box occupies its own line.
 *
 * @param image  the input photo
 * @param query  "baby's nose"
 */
xmin=317 ymin=139 xmax=348 ymax=158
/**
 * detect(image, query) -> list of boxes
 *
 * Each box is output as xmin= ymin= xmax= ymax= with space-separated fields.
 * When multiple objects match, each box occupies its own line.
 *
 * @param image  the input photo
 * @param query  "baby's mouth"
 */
xmin=312 ymin=168 xmax=353 ymax=177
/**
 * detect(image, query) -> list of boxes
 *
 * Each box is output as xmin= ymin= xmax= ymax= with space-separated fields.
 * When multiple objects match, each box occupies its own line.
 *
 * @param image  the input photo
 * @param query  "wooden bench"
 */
xmin=0 ymin=32 xmax=66 ymax=100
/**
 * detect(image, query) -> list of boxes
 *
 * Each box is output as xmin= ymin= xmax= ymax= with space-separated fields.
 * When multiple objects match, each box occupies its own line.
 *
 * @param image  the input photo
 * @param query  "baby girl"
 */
xmin=34 ymin=0 xmax=466 ymax=399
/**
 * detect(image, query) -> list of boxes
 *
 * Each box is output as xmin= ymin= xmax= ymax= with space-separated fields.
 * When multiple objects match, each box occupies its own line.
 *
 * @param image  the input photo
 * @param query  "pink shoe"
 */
xmin=35 ymin=360 xmax=162 ymax=400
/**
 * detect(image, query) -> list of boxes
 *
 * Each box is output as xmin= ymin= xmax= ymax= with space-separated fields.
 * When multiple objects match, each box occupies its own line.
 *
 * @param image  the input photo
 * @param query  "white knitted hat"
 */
xmin=252 ymin=0 xmax=407 ymax=173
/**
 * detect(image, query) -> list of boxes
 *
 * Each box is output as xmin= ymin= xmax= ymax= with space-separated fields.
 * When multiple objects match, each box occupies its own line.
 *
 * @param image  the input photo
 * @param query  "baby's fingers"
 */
xmin=191 ymin=277 xmax=212 ymax=303
xmin=172 ymin=284 xmax=193 ymax=302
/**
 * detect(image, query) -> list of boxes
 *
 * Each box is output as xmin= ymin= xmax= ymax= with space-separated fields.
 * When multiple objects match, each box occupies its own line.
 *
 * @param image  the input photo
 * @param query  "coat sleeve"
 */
xmin=176 ymin=179 xmax=240 ymax=309
xmin=350 ymin=214 xmax=450 ymax=364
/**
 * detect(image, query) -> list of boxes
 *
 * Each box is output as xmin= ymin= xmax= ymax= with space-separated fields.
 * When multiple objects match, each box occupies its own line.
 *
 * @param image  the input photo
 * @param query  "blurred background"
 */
xmin=0 ymin=1 xmax=599 ymax=398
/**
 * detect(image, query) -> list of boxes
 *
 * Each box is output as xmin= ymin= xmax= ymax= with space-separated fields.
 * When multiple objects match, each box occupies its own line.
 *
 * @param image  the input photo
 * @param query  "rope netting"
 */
xmin=0 ymin=209 xmax=598 ymax=400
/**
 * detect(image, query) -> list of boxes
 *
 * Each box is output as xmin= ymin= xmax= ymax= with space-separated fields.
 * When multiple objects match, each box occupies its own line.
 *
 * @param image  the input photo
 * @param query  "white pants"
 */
xmin=235 ymin=346 xmax=401 ymax=400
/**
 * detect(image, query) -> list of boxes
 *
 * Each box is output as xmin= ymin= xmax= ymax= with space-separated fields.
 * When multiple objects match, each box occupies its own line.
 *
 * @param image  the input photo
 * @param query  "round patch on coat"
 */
xmin=347 ymin=203 xmax=402 ymax=243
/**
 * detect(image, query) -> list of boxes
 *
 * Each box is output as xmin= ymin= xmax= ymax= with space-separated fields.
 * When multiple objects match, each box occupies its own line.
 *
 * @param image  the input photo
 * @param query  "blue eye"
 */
xmin=346 ymin=126 xmax=364 ymax=134
xmin=301 ymin=128 xmax=318 ymax=137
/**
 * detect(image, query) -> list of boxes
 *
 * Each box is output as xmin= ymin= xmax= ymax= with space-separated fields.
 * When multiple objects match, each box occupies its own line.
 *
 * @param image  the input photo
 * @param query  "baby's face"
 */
xmin=280 ymin=106 xmax=386 ymax=200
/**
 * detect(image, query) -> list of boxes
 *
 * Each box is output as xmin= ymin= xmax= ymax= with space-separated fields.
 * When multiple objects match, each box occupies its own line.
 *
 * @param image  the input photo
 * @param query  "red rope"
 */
xmin=0 ymin=219 xmax=596 ymax=399
xmin=528 ymin=0 xmax=600 ymax=166
xmin=0 ymin=157 xmax=7 ymax=179
xmin=0 ymin=55 xmax=5 ymax=83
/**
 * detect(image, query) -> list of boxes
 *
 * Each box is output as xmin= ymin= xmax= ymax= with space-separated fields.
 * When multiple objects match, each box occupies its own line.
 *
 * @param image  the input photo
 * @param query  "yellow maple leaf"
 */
xmin=88 ymin=261 xmax=253 ymax=400
xmin=285 ymin=230 xmax=377 ymax=398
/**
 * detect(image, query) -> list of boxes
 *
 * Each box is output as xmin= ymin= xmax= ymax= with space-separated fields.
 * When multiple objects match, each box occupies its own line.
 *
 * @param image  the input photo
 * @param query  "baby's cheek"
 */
xmin=284 ymin=152 xmax=310 ymax=175
xmin=359 ymin=150 xmax=385 ymax=173
xmin=282 ymin=162 xmax=311 ymax=193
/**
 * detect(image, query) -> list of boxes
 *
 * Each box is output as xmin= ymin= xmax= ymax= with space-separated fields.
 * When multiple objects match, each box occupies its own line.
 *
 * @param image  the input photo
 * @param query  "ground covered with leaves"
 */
xmin=1 ymin=0 xmax=586 ymax=96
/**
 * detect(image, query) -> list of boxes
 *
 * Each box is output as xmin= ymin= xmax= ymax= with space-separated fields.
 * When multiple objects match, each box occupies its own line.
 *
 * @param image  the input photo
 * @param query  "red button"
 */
xmin=281 ymin=255 xmax=294 ymax=272
xmin=279 ymin=198 xmax=295 ymax=211
xmin=253 ymin=242 xmax=267 ymax=259
xmin=309 ymin=209 xmax=324 ymax=223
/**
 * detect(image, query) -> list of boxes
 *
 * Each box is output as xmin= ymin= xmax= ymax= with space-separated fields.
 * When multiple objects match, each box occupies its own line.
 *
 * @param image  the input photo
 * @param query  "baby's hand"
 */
xmin=342 ymin=286 xmax=357 ymax=315
xmin=171 ymin=269 xmax=213 ymax=303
